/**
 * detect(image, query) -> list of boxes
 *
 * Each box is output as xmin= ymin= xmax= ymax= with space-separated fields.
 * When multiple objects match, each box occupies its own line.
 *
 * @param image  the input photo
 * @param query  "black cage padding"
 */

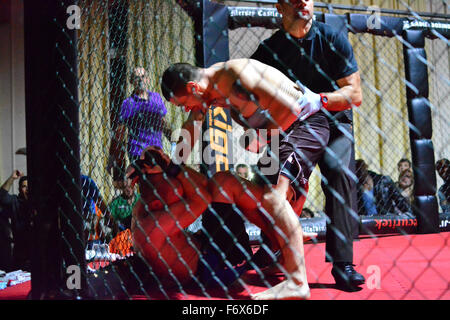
xmin=348 ymin=13 xmax=404 ymax=37
xmin=415 ymin=196 xmax=441 ymax=232
xmin=411 ymin=141 xmax=437 ymax=195
xmin=191 ymin=0 xmax=234 ymax=176
xmin=404 ymin=49 xmax=429 ymax=99
xmin=403 ymin=29 xmax=439 ymax=233
xmin=24 ymin=0 xmax=85 ymax=299
xmin=409 ymin=98 xmax=433 ymax=140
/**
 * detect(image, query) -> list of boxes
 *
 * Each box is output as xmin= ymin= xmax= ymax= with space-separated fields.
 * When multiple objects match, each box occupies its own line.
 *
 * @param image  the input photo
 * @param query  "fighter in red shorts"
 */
xmin=88 ymin=146 xmax=315 ymax=299
xmin=128 ymin=147 xmax=315 ymax=299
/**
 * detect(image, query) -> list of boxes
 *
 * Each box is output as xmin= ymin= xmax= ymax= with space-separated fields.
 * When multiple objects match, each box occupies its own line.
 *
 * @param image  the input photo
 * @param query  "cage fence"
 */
xmin=23 ymin=0 xmax=450 ymax=300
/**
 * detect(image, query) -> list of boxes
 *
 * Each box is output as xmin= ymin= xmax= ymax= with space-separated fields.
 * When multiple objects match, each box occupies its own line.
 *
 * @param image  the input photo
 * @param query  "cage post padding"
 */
xmin=187 ymin=0 xmax=233 ymax=175
xmin=24 ymin=0 xmax=85 ymax=299
xmin=403 ymin=29 xmax=439 ymax=233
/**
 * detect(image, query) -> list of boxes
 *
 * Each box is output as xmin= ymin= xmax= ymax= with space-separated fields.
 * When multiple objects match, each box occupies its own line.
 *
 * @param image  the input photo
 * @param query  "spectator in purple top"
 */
xmin=108 ymin=67 xmax=173 ymax=186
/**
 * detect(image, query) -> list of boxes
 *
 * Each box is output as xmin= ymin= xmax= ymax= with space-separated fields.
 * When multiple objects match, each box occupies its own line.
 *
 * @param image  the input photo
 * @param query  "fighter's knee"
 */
xmin=262 ymin=188 xmax=285 ymax=208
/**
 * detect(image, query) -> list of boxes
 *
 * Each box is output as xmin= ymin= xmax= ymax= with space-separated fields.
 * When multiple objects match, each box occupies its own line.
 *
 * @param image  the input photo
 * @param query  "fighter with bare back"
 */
xmin=159 ymin=58 xmax=338 ymax=299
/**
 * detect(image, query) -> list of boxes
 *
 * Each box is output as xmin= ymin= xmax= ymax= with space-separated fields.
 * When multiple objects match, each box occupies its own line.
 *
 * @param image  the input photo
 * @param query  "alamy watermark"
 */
xmin=366 ymin=265 xmax=382 ymax=290
xmin=66 ymin=5 xmax=81 ymax=30
xmin=66 ymin=265 xmax=81 ymax=290
xmin=367 ymin=6 xmax=381 ymax=30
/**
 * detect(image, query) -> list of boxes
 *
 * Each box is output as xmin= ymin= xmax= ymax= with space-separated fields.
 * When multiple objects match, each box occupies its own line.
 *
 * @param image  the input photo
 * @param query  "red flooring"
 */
xmin=303 ymin=232 xmax=450 ymax=300
xmin=0 ymin=281 xmax=30 ymax=300
xmin=1 ymin=232 xmax=449 ymax=300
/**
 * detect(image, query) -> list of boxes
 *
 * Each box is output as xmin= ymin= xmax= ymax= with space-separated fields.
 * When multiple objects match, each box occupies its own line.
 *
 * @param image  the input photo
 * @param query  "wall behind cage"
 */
xmin=76 ymin=0 xmax=195 ymax=203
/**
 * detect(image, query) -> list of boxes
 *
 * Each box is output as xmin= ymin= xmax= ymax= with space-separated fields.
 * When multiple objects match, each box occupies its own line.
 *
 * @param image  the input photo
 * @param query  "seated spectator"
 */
xmin=81 ymin=175 xmax=112 ymax=248
xmin=397 ymin=158 xmax=412 ymax=175
xmin=397 ymin=169 xmax=414 ymax=204
xmin=300 ymin=207 xmax=315 ymax=219
xmin=0 ymin=170 xmax=32 ymax=271
xmin=109 ymin=178 xmax=140 ymax=234
xmin=436 ymin=159 xmax=449 ymax=213
xmin=355 ymin=159 xmax=412 ymax=216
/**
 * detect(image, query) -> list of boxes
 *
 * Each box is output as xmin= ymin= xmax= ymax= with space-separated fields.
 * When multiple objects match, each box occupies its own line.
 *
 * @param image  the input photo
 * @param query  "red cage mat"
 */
xmin=1 ymin=232 xmax=449 ymax=300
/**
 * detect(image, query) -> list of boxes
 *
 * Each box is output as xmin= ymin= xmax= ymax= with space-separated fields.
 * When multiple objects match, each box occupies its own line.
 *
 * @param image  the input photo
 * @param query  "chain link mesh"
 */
xmin=45 ymin=0 xmax=450 ymax=300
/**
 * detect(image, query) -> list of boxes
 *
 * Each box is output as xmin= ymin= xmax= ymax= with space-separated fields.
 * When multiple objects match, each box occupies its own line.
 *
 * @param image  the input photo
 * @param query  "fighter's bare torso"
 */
xmin=130 ymin=165 xmax=209 ymax=287
xmin=131 ymin=203 xmax=201 ymax=286
xmin=204 ymin=59 xmax=304 ymax=131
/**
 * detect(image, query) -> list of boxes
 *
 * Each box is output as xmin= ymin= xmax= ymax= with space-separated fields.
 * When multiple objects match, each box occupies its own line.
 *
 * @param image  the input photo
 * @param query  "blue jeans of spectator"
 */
xmin=362 ymin=190 xmax=378 ymax=216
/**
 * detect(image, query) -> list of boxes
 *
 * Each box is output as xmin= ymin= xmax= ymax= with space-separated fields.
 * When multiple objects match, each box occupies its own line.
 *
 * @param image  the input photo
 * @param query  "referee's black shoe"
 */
xmin=331 ymin=263 xmax=365 ymax=290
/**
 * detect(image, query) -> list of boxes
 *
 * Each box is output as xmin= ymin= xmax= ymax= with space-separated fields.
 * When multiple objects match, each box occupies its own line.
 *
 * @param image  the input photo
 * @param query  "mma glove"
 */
xmin=296 ymin=80 xmax=326 ymax=121
xmin=142 ymin=148 xmax=182 ymax=177
xmin=127 ymin=150 xmax=182 ymax=183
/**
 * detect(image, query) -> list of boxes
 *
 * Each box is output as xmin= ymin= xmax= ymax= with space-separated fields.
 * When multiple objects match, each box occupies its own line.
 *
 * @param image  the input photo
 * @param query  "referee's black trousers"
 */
xmin=318 ymin=122 xmax=359 ymax=264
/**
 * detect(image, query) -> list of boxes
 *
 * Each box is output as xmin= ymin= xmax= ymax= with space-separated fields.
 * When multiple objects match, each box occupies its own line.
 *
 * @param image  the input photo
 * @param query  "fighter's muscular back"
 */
xmin=206 ymin=59 xmax=304 ymax=132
